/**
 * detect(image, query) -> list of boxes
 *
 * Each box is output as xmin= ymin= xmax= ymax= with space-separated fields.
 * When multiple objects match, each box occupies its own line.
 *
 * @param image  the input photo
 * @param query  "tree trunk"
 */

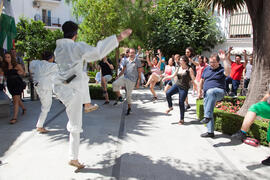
xmin=238 ymin=0 xmax=270 ymax=116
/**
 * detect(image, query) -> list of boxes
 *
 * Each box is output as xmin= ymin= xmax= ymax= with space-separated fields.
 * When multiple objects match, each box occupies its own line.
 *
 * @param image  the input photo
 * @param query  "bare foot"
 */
xmin=165 ymin=107 xmax=173 ymax=114
xmin=178 ymin=120 xmax=184 ymax=125
xmin=9 ymin=118 xmax=17 ymax=124
xmin=37 ymin=127 xmax=49 ymax=133
xmin=143 ymin=84 xmax=148 ymax=88
xmin=69 ymin=160 xmax=85 ymax=169
xmin=84 ymin=104 xmax=99 ymax=113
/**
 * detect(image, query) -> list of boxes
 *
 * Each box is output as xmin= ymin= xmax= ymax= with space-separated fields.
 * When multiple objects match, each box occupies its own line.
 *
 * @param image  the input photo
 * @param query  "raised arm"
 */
xmin=219 ymin=49 xmax=231 ymax=77
xmin=82 ymin=29 xmax=132 ymax=62
xmin=145 ymin=50 xmax=153 ymax=67
xmin=189 ymin=57 xmax=199 ymax=66
xmin=157 ymin=49 xmax=164 ymax=68
xmin=243 ymin=50 xmax=248 ymax=68
xmin=227 ymin=47 xmax=233 ymax=64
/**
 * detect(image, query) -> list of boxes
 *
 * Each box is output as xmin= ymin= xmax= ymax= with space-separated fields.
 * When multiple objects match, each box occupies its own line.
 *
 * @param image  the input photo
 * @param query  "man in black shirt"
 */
xmin=99 ymin=56 xmax=114 ymax=104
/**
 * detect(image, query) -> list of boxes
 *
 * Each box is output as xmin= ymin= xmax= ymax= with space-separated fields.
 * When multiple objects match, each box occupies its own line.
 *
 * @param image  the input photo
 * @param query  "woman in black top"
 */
xmin=99 ymin=56 xmax=114 ymax=104
xmin=163 ymin=55 xmax=196 ymax=124
xmin=2 ymin=52 xmax=26 ymax=124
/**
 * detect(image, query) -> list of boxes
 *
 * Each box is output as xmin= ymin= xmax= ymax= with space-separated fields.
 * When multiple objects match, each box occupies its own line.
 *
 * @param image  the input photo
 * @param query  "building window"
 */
xmin=229 ymin=5 xmax=252 ymax=38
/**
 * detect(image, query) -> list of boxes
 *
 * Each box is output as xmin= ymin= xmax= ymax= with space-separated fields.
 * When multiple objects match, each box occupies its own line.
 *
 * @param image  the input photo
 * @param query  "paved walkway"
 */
xmin=0 ymin=88 xmax=270 ymax=180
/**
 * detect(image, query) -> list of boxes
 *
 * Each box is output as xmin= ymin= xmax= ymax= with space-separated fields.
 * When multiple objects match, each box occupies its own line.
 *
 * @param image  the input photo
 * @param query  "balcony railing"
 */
xmin=34 ymin=15 xmax=61 ymax=27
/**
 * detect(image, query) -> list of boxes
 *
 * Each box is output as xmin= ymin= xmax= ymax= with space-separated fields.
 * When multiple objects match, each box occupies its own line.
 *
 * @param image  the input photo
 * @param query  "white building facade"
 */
xmin=202 ymin=4 xmax=253 ymax=58
xmin=12 ymin=0 xmax=75 ymax=29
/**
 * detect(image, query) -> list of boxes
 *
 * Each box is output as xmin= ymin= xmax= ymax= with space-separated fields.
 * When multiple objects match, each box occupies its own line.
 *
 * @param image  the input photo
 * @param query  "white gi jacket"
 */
xmin=29 ymin=60 xmax=59 ymax=90
xmin=54 ymin=35 xmax=119 ymax=105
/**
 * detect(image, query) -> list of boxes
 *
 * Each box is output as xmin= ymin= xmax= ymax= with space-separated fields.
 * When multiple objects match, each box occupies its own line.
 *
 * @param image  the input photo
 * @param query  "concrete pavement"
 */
xmin=0 ymin=88 xmax=270 ymax=180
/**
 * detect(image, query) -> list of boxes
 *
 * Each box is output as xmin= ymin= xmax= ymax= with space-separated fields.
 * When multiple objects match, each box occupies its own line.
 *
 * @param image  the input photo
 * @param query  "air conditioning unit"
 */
xmin=33 ymin=1 xmax=40 ymax=8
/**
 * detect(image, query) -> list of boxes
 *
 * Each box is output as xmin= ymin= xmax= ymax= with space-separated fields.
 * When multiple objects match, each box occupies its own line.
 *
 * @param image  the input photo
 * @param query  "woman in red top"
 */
xmin=162 ymin=58 xmax=175 ymax=92
xmin=190 ymin=55 xmax=208 ymax=96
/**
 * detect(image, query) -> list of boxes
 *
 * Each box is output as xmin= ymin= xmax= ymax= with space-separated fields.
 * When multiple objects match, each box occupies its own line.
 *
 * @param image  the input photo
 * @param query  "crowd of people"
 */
xmin=1 ymin=20 xmax=270 ymax=169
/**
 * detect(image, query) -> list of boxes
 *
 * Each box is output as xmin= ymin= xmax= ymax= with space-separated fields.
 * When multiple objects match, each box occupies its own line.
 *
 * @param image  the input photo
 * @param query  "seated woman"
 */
xmin=232 ymin=85 xmax=270 ymax=165
xmin=2 ymin=52 xmax=26 ymax=124
xmin=163 ymin=55 xmax=196 ymax=125
xmin=144 ymin=50 xmax=164 ymax=101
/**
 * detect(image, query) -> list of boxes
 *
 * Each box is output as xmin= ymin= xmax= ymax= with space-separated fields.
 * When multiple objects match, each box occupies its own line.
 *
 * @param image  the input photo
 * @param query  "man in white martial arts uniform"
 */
xmin=53 ymin=21 xmax=132 ymax=168
xmin=29 ymin=52 xmax=58 ymax=133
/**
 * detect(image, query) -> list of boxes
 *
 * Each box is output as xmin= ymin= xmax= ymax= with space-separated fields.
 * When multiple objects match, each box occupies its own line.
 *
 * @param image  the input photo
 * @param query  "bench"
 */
xmin=0 ymin=91 xmax=10 ymax=118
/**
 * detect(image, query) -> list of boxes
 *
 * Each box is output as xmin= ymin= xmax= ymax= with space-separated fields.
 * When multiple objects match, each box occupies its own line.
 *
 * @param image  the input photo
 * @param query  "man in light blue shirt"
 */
xmin=113 ymin=48 xmax=142 ymax=115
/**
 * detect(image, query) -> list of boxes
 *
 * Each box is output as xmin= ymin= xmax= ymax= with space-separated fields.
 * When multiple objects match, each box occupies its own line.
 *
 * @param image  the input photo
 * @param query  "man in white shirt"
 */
xmin=243 ymin=54 xmax=253 ymax=89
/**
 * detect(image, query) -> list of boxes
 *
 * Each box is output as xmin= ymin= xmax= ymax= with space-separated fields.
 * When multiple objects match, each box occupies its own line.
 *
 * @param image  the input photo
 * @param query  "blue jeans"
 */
xmin=166 ymin=84 xmax=188 ymax=120
xmin=225 ymin=76 xmax=240 ymax=95
xmin=204 ymin=88 xmax=225 ymax=133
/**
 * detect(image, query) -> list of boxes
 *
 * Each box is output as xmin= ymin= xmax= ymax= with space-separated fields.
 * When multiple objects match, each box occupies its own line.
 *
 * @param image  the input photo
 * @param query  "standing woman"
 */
xmin=163 ymin=55 xmax=196 ymax=125
xmin=185 ymin=47 xmax=196 ymax=109
xmin=144 ymin=50 xmax=163 ymax=101
xmin=189 ymin=55 xmax=208 ymax=97
xmin=2 ymin=52 xmax=26 ymax=124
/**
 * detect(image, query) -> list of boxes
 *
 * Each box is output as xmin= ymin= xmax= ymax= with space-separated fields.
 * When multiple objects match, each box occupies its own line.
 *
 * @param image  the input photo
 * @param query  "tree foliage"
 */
xmin=71 ymin=0 xmax=152 ymax=48
xmin=15 ymin=18 xmax=63 ymax=60
xmin=147 ymin=0 xmax=223 ymax=56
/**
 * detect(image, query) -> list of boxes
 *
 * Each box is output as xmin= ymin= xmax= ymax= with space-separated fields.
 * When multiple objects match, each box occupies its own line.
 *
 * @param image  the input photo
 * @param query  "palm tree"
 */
xmin=199 ymin=0 xmax=270 ymax=116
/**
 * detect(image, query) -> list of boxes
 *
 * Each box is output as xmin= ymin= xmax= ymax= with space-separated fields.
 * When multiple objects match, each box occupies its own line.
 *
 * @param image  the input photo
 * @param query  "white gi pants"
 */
xmin=54 ymin=84 xmax=83 ymax=160
xmin=82 ymin=75 xmax=91 ymax=104
xmin=66 ymin=91 xmax=83 ymax=160
xmin=35 ymin=87 xmax=52 ymax=128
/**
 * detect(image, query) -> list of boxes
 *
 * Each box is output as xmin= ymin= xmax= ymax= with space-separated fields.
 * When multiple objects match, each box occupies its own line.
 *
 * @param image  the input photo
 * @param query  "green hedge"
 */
xmin=196 ymin=98 xmax=269 ymax=146
xmin=89 ymin=83 xmax=117 ymax=100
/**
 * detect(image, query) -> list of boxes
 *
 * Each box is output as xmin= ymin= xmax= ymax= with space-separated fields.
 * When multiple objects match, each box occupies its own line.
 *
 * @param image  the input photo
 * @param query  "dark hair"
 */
xmin=235 ymin=54 xmax=242 ymax=59
xmin=204 ymin=57 xmax=209 ymax=63
xmin=62 ymin=21 xmax=78 ymax=39
xmin=186 ymin=47 xmax=195 ymax=57
xmin=181 ymin=55 xmax=190 ymax=66
xmin=2 ymin=52 xmax=18 ymax=72
xmin=210 ymin=53 xmax=220 ymax=62
xmin=198 ymin=55 xmax=204 ymax=60
xmin=42 ymin=51 xmax=54 ymax=61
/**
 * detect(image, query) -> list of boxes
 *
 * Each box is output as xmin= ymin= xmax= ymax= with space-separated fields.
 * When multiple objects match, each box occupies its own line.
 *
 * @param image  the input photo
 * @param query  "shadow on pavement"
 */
xmin=0 ymin=100 xmax=64 ymax=158
xmin=77 ymin=152 xmax=247 ymax=180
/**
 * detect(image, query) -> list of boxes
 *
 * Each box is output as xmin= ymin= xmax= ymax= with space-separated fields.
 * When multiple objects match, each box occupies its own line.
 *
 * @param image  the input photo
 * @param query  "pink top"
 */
xmin=164 ymin=65 xmax=173 ymax=80
xmin=196 ymin=63 xmax=208 ymax=82
xmin=151 ymin=64 xmax=161 ymax=76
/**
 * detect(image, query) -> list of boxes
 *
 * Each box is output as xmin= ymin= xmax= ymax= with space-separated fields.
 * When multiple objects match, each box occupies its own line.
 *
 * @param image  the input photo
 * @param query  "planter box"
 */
xmin=196 ymin=97 xmax=269 ymax=146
